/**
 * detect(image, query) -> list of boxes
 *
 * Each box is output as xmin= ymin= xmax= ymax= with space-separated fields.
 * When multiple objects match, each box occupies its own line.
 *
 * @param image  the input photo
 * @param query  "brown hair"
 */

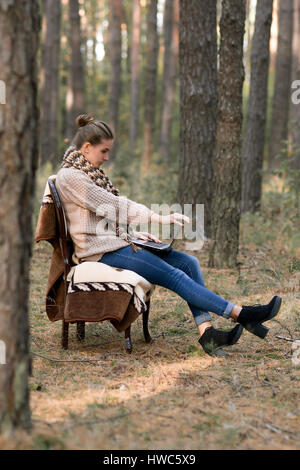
xmin=72 ymin=114 xmax=114 ymax=149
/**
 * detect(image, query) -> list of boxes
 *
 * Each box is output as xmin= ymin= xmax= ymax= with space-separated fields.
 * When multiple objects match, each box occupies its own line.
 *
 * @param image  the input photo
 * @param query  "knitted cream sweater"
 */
xmin=55 ymin=168 xmax=155 ymax=262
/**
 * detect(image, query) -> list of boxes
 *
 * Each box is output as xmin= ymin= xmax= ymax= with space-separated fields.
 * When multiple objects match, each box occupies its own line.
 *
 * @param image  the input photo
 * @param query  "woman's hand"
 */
xmin=134 ymin=231 xmax=162 ymax=243
xmin=160 ymin=213 xmax=190 ymax=227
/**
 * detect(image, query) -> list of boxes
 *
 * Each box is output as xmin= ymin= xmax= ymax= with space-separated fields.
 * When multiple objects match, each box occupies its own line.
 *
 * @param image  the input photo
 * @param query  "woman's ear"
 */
xmin=81 ymin=141 xmax=91 ymax=155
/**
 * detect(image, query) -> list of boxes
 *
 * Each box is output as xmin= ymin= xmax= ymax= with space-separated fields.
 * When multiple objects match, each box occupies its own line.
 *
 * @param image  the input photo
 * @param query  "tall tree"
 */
xmin=141 ymin=0 xmax=158 ymax=174
xmin=178 ymin=0 xmax=218 ymax=238
xmin=289 ymin=0 xmax=300 ymax=172
xmin=209 ymin=0 xmax=246 ymax=268
xmin=269 ymin=0 xmax=279 ymax=70
xmin=268 ymin=0 xmax=293 ymax=168
xmin=0 ymin=0 xmax=40 ymax=432
xmin=66 ymin=0 xmax=85 ymax=142
xmin=108 ymin=0 xmax=123 ymax=161
xmin=158 ymin=0 xmax=179 ymax=164
xmin=130 ymin=0 xmax=141 ymax=150
xmin=244 ymin=0 xmax=252 ymax=84
xmin=123 ymin=0 xmax=132 ymax=76
xmin=58 ymin=0 xmax=71 ymax=155
xmin=82 ymin=0 xmax=100 ymax=111
xmin=40 ymin=0 xmax=61 ymax=166
xmin=242 ymin=0 xmax=273 ymax=213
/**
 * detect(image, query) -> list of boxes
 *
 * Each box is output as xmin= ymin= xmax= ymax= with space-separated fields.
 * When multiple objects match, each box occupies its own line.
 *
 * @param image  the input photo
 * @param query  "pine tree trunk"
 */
xmin=0 ymin=0 xmax=40 ymax=433
xmin=208 ymin=0 xmax=245 ymax=269
xmin=141 ymin=0 xmax=158 ymax=175
xmin=268 ymin=0 xmax=293 ymax=168
xmin=270 ymin=0 xmax=279 ymax=70
xmin=242 ymin=0 xmax=273 ymax=213
xmin=178 ymin=0 xmax=218 ymax=238
xmin=66 ymin=0 xmax=85 ymax=142
xmin=91 ymin=2 xmax=99 ymax=107
xmin=108 ymin=0 xmax=123 ymax=161
xmin=40 ymin=0 xmax=61 ymax=167
xmin=125 ymin=2 xmax=131 ymax=76
xmin=159 ymin=0 xmax=179 ymax=164
xmin=244 ymin=0 xmax=251 ymax=85
xmin=289 ymin=0 xmax=300 ymax=172
xmin=130 ymin=0 xmax=141 ymax=150
xmin=83 ymin=0 xmax=99 ymax=110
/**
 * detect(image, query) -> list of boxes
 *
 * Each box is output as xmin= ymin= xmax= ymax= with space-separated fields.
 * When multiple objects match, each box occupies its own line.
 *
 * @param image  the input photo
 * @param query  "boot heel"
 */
xmin=246 ymin=323 xmax=269 ymax=339
xmin=261 ymin=296 xmax=282 ymax=324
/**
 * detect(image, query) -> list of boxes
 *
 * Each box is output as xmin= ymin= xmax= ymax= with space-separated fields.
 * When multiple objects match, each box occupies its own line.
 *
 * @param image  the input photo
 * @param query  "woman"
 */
xmin=56 ymin=114 xmax=282 ymax=355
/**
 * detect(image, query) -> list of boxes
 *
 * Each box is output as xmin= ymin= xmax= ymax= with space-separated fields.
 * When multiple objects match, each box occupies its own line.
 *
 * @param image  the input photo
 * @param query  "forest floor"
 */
xmin=1 ymin=171 xmax=300 ymax=450
xmin=1 ymin=226 xmax=299 ymax=450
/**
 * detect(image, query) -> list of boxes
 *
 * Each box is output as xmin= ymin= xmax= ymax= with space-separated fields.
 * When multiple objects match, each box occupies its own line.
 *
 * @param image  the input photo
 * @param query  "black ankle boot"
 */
xmin=198 ymin=324 xmax=243 ymax=356
xmin=237 ymin=296 xmax=282 ymax=339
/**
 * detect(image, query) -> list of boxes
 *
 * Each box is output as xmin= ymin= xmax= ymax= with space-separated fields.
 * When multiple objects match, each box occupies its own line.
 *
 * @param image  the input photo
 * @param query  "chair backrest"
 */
xmin=48 ymin=178 xmax=74 ymax=276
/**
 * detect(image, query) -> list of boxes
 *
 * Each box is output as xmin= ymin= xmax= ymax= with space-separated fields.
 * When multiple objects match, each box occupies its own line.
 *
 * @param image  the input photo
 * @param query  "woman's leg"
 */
xmin=156 ymin=249 xmax=212 ymax=327
xmin=99 ymin=246 xmax=235 ymax=319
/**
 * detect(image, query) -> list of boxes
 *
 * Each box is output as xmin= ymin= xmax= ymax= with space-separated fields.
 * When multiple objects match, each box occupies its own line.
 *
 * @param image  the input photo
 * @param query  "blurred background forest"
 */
xmin=37 ymin=0 xmax=300 ymax=265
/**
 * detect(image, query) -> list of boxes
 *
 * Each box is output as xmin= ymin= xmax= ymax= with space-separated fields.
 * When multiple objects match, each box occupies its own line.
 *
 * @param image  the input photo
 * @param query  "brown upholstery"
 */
xmin=47 ymin=178 xmax=152 ymax=352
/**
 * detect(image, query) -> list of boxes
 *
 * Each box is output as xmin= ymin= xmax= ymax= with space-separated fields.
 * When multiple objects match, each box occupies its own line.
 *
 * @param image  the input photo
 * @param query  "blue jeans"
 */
xmin=98 ymin=246 xmax=234 ymax=327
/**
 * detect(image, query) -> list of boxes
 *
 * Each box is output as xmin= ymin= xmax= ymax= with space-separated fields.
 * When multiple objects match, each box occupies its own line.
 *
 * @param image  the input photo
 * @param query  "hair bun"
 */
xmin=76 ymin=114 xmax=95 ymax=128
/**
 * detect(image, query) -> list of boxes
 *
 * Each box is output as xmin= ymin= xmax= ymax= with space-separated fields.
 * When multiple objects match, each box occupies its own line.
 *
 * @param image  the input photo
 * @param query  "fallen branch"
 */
xmin=275 ymin=335 xmax=296 ymax=342
xmin=31 ymin=351 xmax=103 ymax=363
xmin=31 ymin=337 xmax=58 ymax=352
xmin=272 ymin=319 xmax=294 ymax=340
xmin=261 ymin=421 xmax=298 ymax=437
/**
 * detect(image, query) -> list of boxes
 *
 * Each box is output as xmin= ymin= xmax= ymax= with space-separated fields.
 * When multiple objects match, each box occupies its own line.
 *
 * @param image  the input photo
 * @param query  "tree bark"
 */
xmin=141 ymin=0 xmax=158 ymax=174
xmin=0 ymin=0 xmax=40 ymax=433
xmin=158 ymin=0 xmax=179 ymax=164
xmin=178 ymin=0 xmax=218 ymax=238
xmin=40 ymin=0 xmax=61 ymax=166
xmin=124 ymin=0 xmax=132 ymax=76
xmin=66 ymin=0 xmax=85 ymax=142
xmin=244 ymin=0 xmax=251 ymax=85
xmin=208 ymin=0 xmax=245 ymax=268
xmin=130 ymin=0 xmax=141 ymax=150
xmin=82 ymin=0 xmax=99 ymax=111
xmin=242 ymin=0 xmax=273 ymax=213
xmin=289 ymin=0 xmax=300 ymax=172
xmin=270 ymin=0 xmax=279 ymax=70
xmin=268 ymin=0 xmax=293 ymax=168
xmin=108 ymin=0 xmax=123 ymax=161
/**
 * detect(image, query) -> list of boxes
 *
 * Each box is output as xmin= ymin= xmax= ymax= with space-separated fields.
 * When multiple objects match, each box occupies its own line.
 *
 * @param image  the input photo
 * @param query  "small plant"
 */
xmin=289 ymin=257 xmax=300 ymax=273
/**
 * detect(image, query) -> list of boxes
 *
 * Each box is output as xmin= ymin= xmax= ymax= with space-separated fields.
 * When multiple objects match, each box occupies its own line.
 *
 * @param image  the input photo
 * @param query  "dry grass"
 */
xmin=1 ymin=179 xmax=300 ymax=449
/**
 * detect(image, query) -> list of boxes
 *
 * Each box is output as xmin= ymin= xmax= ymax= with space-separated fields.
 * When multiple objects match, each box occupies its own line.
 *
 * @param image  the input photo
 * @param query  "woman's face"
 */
xmin=80 ymin=139 xmax=114 ymax=168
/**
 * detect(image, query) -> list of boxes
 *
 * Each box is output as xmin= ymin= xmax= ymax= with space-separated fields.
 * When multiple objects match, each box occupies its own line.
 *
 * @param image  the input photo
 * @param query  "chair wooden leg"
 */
xmin=125 ymin=326 xmax=132 ymax=353
xmin=143 ymin=300 xmax=152 ymax=343
xmin=76 ymin=321 xmax=85 ymax=341
xmin=62 ymin=319 xmax=69 ymax=349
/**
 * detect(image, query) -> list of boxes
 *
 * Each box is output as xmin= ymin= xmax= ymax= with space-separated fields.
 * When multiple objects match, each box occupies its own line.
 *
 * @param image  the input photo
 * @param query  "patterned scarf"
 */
xmin=61 ymin=145 xmax=138 ymax=252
